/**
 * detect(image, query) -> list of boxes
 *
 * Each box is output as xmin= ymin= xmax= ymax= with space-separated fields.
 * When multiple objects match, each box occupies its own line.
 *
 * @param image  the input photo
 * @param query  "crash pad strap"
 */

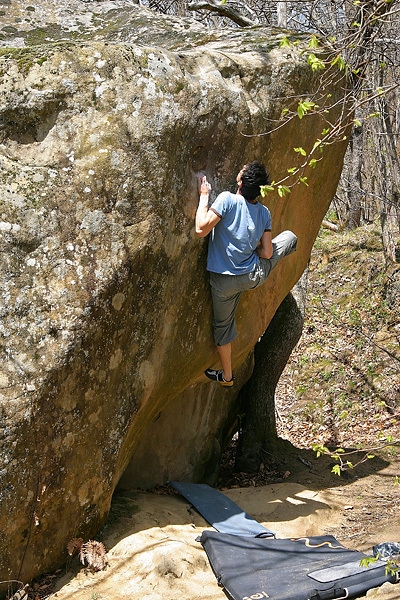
xmin=170 ymin=481 xmax=275 ymax=537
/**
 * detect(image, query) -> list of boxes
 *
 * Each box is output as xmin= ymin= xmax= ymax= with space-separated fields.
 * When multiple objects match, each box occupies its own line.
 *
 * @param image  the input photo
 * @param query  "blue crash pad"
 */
xmin=170 ymin=481 xmax=275 ymax=538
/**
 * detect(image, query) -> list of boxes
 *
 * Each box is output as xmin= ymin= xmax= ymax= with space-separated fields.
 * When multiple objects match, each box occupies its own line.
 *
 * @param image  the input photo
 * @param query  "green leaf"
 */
xmin=221 ymin=0 xmax=227 ymax=4
xmin=307 ymin=53 xmax=325 ymax=71
xmin=281 ymin=107 xmax=289 ymax=117
xmin=287 ymin=167 xmax=296 ymax=174
xmin=294 ymin=146 xmax=307 ymax=156
xmin=309 ymin=159 xmax=317 ymax=169
xmin=313 ymin=139 xmax=322 ymax=150
xmin=308 ymin=35 xmax=319 ymax=49
xmin=260 ymin=184 xmax=274 ymax=198
xmin=360 ymin=557 xmax=378 ymax=568
xmin=331 ymin=55 xmax=346 ymax=71
xmin=279 ymin=36 xmax=291 ymax=49
xmin=277 ymin=185 xmax=291 ymax=198
xmin=297 ymin=100 xmax=317 ymax=119
xmin=321 ymin=128 xmax=330 ymax=136
xmin=331 ymin=465 xmax=342 ymax=476
xmin=300 ymin=177 xmax=309 ymax=186
xmin=305 ymin=100 xmax=317 ymax=110
xmin=386 ymin=560 xmax=398 ymax=577
xmin=353 ymin=119 xmax=362 ymax=127
xmin=312 ymin=444 xmax=330 ymax=457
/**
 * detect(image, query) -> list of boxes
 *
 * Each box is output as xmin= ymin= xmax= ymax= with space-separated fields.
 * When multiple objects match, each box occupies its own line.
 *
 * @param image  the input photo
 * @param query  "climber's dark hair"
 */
xmin=240 ymin=161 xmax=270 ymax=200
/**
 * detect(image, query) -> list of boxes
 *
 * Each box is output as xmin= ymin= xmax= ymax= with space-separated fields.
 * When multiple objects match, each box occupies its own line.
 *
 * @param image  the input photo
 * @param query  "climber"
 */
xmin=195 ymin=161 xmax=297 ymax=387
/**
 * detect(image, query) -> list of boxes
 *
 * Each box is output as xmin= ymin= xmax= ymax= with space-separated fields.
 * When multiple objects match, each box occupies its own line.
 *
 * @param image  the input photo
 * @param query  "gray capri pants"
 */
xmin=209 ymin=230 xmax=298 ymax=346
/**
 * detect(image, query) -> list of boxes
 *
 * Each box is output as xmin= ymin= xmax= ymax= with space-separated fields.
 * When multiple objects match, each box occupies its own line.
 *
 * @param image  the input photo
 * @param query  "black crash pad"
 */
xmin=201 ymin=531 xmax=399 ymax=600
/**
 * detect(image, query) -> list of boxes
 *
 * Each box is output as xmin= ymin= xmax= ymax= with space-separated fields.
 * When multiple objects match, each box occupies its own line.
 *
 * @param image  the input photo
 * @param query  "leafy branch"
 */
xmin=359 ymin=556 xmax=399 ymax=577
xmin=312 ymin=437 xmax=400 ymax=475
xmin=248 ymin=1 xmax=399 ymax=199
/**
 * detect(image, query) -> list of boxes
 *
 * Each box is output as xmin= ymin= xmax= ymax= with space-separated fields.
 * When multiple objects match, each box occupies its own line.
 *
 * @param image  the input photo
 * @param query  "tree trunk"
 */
xmin=277 ymin=2 xmax=287 ymax=28
xmin=235 ymin=272 xmax=307 ymax=473
xmin=376 ymin=62 xmax=400 ymax=263
xmin=345 ymin=121 xmax=364 ymax=229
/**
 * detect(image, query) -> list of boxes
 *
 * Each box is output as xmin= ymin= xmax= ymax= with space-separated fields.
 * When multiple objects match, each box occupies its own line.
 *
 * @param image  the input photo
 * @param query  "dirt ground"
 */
xmin=38 ymin=445 xmax=399 ymax=600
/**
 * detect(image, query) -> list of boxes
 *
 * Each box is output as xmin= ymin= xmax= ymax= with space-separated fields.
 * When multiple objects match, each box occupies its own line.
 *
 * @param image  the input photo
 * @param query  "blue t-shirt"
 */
xmin=207 ymin=191 xmax=272 ymax=275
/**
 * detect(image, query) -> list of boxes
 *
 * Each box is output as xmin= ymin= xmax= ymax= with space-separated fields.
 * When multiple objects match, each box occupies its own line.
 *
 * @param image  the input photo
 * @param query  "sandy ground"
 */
xmin=50 ymin=458 xmax=400 ymax=600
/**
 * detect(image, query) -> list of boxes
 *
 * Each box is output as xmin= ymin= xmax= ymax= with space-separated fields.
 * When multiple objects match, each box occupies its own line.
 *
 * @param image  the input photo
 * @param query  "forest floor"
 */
xmin=28 ymin=222 xmax=399 ymax=600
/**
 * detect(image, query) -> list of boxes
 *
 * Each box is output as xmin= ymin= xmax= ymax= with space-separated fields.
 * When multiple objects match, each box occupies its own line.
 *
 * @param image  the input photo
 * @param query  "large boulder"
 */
xmin=0 ymin=0 xmax=349 ymax=585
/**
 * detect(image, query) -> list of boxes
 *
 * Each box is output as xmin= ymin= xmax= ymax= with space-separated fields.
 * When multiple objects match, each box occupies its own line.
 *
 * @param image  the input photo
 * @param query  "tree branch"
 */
xmin=187 ymin=0 xmax=256 ymax=27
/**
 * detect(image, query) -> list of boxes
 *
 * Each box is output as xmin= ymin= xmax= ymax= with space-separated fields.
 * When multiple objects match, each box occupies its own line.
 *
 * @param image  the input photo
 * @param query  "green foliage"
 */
xmin=312 ymin=443 xmax=330 ymax=458
xmin=277 ymin=185 xmax=291 ymax=197
xmin=362 ymin=556 xmax=399 ymax=578
xmin=260 ymin=184 xmax=291 ymax=198
xmin=359 ymin=556 xmax=378 ymax=569
xmin=331 ymin=55 xmax=347 ymax=71
xmin=307 ymin=53 xmax=325 ymax=71
xmin=312 ymin=440 xmax=400 ymax=475
xmin=260 ymin=184 xmax=275 ymax=198
xmin=297 ymin=100 xmax=317 ymax=119
xmin=294 ymin=146 xmax=307 ymax=156
xmin=279 ymin=36 xmax=291 ymax=49
xmin=386 ymin=560 xmax=399 ymax=577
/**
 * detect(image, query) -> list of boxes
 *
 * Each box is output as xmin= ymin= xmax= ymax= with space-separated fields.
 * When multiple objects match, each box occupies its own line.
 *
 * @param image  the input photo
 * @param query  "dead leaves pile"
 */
xmin=67 ymin=537 xmax=107 ymax=572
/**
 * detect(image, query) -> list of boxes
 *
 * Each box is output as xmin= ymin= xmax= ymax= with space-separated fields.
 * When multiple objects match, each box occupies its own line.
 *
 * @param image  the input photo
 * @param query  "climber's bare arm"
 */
xmin=256 ymin=230 xmax=273 ymax=259
xmin=195 ymin=176 xmax=221 ymax=237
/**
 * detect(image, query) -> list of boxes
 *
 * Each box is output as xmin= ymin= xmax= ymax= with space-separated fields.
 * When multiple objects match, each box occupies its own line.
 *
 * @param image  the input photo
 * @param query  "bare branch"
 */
xmin=187 ymin=0 xmax=256 ymax=27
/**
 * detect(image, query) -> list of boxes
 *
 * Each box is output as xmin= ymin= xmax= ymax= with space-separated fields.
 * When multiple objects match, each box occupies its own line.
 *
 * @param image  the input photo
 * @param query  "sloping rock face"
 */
xmin=0 ymin=0 xmax=349 ymax=585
